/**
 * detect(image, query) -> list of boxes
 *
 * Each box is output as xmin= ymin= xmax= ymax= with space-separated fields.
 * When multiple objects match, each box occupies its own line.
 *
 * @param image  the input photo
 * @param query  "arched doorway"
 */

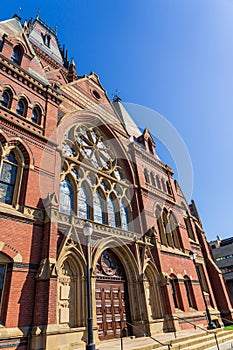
xmin=95 ymin=249 xmax=131 ymax=340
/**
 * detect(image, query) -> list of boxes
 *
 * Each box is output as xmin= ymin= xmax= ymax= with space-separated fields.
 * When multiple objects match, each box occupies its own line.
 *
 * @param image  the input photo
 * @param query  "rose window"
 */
xmin=62 ymin=125 xmax=116 ymax=172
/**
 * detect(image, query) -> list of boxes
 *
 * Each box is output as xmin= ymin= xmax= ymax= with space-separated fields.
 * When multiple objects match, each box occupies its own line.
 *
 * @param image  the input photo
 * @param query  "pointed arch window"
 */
xmin=184 ymin=276 xmax=197 ymax=309
xmin=11 ymin=45 xmax=22 ymax=65
xmin=150 ymin=172 xmax=156 ymax=187
xmin=156 ymin=207 xmax=167 ymax=246
xmin=78 ymin=183 xmax=91 ymax=220
xmin=59 ymin=177 xmax=74 ymax=215
xmin=32 ymin=107 xmax=42 ymax=124
xmin=93 ymin=190 xmax=105 ymax=224
xmin=120 ymin=200 xmax=130 ymax=231
xmin=16 ymin=99 xmax=27 ymax=117
xmin=166 ymin=180 xmax=173 ymax=195
xmin=170 ymin=276 xmax=179 ymax=309
xmin=0 ymin=264 xmax=6 ymax=309
xmin=144 ymin=169 xmax=149 ymax=183
xmin=156 ymin=175 xmax=161 ymax=190
xmin=107 ymin=195 xmax=118 ymax=227
xmin=1 ymin=90 xmax=12 ymax=109
xmin=0 ymin=151 xmax=18 ymax=205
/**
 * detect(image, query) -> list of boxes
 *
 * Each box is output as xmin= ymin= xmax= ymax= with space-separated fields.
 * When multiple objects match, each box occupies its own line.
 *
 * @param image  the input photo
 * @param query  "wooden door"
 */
xmin=95 ymin=250 xmax=131 ymax=340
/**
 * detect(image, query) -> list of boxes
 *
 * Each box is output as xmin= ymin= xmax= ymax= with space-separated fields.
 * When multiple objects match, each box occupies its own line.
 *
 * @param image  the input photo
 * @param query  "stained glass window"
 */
xmin=108 ymin=195 xmax=118 ymax=227
xmin=16 ymin=100 xmax=26 ymax=116
xmin=11 ymin=46 xmax=21 ymax=65
xmin=59 ymin=177 xmax=74 ymax=215
xmin=120 ymin=201 xmax=130 ymax=231
xmin=1 ymin=91 xmax=11 ymax=108
xmin=78 ymin=183 xmax=91 ymax=219
xmin=32 ymin=108 xmax=39 ymax=124
xmin=0 ymin=264 xmax=6 ymax=306
xmin=0 ymin=152 xmax=18 ymax=204
xmin=93 ymin=190 xmax=104 ymax=224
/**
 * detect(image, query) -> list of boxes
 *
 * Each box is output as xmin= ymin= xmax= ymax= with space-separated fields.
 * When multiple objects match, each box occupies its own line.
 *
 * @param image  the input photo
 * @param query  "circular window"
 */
xmin=92 ymin=90 xmax=101 ymax=100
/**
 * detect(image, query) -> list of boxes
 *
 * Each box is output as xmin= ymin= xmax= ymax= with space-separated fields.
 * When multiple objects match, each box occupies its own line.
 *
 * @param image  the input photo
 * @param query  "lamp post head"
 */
xmin=83 ymin=222 xmax=93 ymax=237
xmin=189 ymin=251 xmax=197 ymax=261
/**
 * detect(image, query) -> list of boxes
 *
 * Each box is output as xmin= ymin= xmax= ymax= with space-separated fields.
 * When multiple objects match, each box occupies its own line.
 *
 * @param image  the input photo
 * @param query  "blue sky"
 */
xmin=1 ymin=0 xmax=233 ymax=241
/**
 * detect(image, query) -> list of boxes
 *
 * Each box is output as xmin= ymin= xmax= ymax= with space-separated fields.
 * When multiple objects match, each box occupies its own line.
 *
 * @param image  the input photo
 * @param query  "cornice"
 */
xmin=130 ymin=142 xmax=173 ymax=175
xmin=0 ymin=55 xmax=62 ymax=105
xmin=32 ymin=44 xmax=67 ymax=76
xmin=0 ymin=116 xmax=58 ymax=150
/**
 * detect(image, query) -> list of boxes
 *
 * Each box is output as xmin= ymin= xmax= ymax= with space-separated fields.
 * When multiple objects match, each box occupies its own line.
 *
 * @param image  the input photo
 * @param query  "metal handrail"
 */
xmin=119 ymin=320 xmax=172 ymax=350
xmin=221 ymin=317 xmax=233 ymax=326
xmin=174 ymin=315 xmax=220 ymax=350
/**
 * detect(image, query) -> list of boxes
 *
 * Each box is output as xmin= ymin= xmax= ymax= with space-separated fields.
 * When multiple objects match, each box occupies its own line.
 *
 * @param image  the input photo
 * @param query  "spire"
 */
xmin=67 ymin=58 xmax=78 ymax=82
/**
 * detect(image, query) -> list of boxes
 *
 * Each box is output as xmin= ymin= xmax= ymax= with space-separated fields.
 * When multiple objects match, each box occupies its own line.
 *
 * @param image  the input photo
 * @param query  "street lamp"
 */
xmin=83 ymin=222 xmax=96 ymax=350
xmin=189 ymin=251 xmax=216 ymax=330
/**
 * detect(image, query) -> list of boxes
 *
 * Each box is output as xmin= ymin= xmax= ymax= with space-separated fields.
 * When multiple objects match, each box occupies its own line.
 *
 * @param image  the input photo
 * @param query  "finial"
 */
xmin=112 ymin=89 xmax=121 ymax=102
xmin=54 ymin=24 xmax=58 ymax=35
xmin=36 ymin=8 xmax=40 ymax=19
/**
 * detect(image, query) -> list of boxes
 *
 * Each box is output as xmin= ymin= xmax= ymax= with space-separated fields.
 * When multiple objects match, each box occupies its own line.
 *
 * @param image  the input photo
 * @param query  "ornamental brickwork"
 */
xmin=0 ymin=14 xmax=232 ymax=350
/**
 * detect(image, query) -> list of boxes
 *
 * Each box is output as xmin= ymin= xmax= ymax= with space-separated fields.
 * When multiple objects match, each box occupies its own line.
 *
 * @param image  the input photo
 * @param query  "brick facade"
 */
xmin=0 ymin=14 xmax=232 ymax=350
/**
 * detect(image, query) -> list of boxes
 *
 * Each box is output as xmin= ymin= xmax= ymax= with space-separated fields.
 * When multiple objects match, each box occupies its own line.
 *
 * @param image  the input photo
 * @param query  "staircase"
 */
xmin=155 ymin=329 xmax=233 ymax=350
xmin=96 ymin=328 xmax=233 ymax=350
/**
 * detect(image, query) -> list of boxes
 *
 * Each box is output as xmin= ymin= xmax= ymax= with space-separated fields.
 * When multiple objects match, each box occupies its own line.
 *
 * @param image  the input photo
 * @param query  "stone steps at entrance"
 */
xmin=85 ymin=329 xmax=233 ymax=350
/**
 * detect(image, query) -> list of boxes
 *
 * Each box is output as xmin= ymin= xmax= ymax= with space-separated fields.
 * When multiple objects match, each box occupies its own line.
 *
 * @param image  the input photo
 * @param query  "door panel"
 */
xmin=95 ymin=250 xmax=131 ymax=340
xmin=96 ymin=281 xmax=129 ymax=339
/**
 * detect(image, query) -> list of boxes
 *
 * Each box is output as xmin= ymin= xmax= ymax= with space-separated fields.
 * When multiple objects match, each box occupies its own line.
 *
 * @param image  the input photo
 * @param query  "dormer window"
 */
xmin=11 ymin=45 xmax=23 ymax=65
xmin=42 ymin=33 xmax=51 ymax=48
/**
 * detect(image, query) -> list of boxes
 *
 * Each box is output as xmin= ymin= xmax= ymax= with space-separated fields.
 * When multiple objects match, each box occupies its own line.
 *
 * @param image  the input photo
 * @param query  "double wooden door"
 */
xmin=96 ymin=280 xmax=130 ymax=339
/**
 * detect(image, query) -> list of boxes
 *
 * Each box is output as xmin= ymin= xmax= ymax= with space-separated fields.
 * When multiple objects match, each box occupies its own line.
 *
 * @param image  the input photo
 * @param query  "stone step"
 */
xmin=126 ymin=330 xmax=233 ymax=350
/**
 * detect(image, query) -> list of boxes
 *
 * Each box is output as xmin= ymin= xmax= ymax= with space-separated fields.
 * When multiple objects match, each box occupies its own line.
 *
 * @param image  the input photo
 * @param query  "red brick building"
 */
xmin=0 ymin=14 xmax=232 ymax=350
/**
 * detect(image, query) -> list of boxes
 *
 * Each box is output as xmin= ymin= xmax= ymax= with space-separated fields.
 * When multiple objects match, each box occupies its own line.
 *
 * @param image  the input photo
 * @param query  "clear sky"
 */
xmin=1 ymin=0 xmax=233 ymax=241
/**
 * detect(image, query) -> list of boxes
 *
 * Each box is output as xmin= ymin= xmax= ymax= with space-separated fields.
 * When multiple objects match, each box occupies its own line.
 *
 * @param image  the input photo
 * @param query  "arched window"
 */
xmin=144 ymin=169 xmax=149 ymax=183
xmin=150 ymin=172 xmax=156 ymax=187
xmin=170 ymin=275 xmax=183 ymax=310
xmin=1 ymin=90 xmax=12 ymax=109
xmin=0 ymin=252 xmax=12 ymax=323
xmin=93 ymin=189 xmax=105 ymax=224
xmin=0 ymin=151 xmax=18 ymax=205
xmin=31 ymin=107 xmax=41 ymax=124
xmin=156 ymin=207 xmax=167 ymax=246
xmin=59 ymin=177 xmax=74 ymax=215
xmin=78 ymin=183 xmax=91 ymax=220
xmin=161 ymin=178 xmax=166 ymax=192
xmin=184 ymin=215 xmax=195 ymax=241
xmin=170 ymin=276 xmax=179 ymax=309
xmin=107 ymin=195 xmax=118 ymax=227
xmin=120 ymin=200 xmax=130 ymax=231
xmin=166 ymin=180 xmax=173 ymax=195
xmin=16 ymin=99 xmax=27 ymax=117
xmin=11 ymin=45 xmax=22 ymax=65
xmin=156 ymin=175 xmax=161 ymax=190
xmin=169 ymin=213 xmax=181 ymax=249
xmin=184 ymin=276 xmax=197 ymax=309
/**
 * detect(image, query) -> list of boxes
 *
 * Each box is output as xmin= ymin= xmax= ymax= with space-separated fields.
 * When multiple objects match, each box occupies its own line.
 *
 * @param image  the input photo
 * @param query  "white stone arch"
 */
xmin=57 ymin=248 xmax=86 ymax=328
xmin=143 ymin=261 xmax=163 ymax=321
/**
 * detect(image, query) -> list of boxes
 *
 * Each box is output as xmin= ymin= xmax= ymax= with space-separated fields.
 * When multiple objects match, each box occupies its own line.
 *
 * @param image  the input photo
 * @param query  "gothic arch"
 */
xmin=57 ymin=248 xmax=86 ymax=328
xmin=144 ymin=262 xmax=163 ymax=320
xmin=92 ymin=237 xmax=138 ymax=283
xmin=92 ymin=237 xmax=142 ymax=322
xmin=58 ymin=111 xmax=136 ymax=183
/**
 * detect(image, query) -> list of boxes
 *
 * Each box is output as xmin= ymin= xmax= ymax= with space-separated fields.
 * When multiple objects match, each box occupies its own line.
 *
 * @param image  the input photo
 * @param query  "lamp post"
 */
xmin=83 ymin=222 xmax=96 ymax=350
xmin=189 ymin=251 xmax=216 ymax=330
